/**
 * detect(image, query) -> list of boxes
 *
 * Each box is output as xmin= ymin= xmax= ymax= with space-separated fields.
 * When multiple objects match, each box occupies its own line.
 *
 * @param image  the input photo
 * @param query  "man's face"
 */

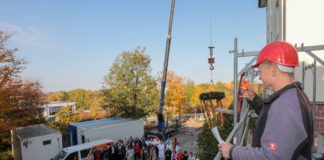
xmin=258 ymin=62 xmax=275 ymax=89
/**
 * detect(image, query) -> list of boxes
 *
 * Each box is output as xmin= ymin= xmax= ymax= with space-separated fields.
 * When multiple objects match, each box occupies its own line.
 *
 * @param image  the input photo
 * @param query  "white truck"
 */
xmin=51 ymin=138 xmax=114 ymax=160
xmin=68 ymin=118 xmax=144 ymax=145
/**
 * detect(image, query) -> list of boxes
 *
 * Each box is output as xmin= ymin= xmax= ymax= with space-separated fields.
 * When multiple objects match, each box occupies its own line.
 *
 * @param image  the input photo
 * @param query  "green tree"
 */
xmin=46 ymin=89 xmax=106 ymax=120
xmin=67 ymin=89 xmax=88 ymax=109
xmin=183 ymin=79 xmax=195 ymax=112
xmin=102 ymin=47 xmax=159 ymax=118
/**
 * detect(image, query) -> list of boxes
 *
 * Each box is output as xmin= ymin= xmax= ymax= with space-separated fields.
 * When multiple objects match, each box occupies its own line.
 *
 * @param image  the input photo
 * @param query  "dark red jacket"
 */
xmin=134 ymin=145 xmax=141 ymax=154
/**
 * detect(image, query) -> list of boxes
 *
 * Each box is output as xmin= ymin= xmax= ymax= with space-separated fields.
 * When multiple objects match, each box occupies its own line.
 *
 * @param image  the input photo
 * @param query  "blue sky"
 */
xmin=0 ymin=0 xmax=266 ymax=92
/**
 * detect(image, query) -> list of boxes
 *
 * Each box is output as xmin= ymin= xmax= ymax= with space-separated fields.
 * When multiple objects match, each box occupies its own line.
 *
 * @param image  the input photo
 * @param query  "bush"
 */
xmin=0 ymin=149 xmax=13 ymax=160
xmin=197 ymin=116 xmax=233 ymax=159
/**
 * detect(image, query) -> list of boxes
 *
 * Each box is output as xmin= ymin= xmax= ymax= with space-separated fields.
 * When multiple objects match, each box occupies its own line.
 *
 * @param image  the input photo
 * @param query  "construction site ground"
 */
xmin=171 ymin=119 xmax=204 ymax=154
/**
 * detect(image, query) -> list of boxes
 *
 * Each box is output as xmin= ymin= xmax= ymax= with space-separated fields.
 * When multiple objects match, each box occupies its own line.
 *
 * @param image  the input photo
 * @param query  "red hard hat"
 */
xmin=252 ymin=41 xmax=299 ymax=68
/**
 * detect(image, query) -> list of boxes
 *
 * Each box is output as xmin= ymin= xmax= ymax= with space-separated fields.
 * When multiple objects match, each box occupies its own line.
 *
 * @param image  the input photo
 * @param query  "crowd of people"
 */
xmin=87 ymin=136 xmax=200 ymax=160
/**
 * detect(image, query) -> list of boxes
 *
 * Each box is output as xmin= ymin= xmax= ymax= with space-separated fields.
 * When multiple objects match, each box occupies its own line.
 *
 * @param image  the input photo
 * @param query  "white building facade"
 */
xmin=42 ymin=101 xmax=76 ymax=121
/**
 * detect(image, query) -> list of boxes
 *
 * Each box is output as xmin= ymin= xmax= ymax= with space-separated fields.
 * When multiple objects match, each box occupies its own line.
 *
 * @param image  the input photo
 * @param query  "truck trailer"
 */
xmin=68 ymin=118 xmax=144 ymax=145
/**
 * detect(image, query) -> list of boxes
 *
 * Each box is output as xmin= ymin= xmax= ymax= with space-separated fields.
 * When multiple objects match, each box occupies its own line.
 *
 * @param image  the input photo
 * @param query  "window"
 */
xmin=65 ymin=152 xmax=79 ymax=160
xmin=49 ymin=111 xmax=58 ymax=116
xmin=82 ymin=135 xmax=85 ymax=144
xmin=43 ymin=140 xmax=51 ymax=145
xmin=80 ymin=148 xmax=90 ymax=158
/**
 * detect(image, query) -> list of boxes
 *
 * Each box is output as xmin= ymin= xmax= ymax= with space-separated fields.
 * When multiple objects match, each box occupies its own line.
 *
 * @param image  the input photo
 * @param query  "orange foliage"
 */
xmin=191 ymin=82 xmax=234 ymax=110
xmin=0 ymin=80 xmax=45 ymax=131
xmin=165 ymin=71 xmax=185 ymax=116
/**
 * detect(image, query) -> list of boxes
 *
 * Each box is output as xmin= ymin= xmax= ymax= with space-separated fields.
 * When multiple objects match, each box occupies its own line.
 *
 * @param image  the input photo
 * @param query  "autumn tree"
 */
xmin=191 ymin=83 xmax=209 ymax=111
xmin=0 ymin=31 xmax=45 ymax=147
xmin=183 ymin=79 xmax=195 ymax=112
xmin=212 ymin=82 xmax=234 ymax=108
xmin=46 ymin=91 xmax=68 ymax=101
xmin=191 ymin=82 xmax=234 ymax=111
xmin=102 ymin=47 xmax=159 ymax=118
xmin=66 ymin=89 xmax=89 ymax=109
xmin=46 ymin=89 xmax=106 ymax=120
xmin=164 ymin=71 xmax=185 ymax=122
xmin=0 ymin=32 xmax=25 ymax=88
xmin=55 ymin=106 xmax=79 ymax=124
xmin=85 ymin=90 xmax=106 ymax=119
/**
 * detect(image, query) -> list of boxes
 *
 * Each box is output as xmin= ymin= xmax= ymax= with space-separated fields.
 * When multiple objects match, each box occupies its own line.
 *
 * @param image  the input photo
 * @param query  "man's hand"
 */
xmin=240 ymin=86 xmax=256 ymax=101
xmin=218 ymin=143 xmax=234 ymax=160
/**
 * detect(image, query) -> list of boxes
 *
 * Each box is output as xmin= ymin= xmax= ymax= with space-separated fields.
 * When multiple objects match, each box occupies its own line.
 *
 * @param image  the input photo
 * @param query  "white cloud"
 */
xmin=0 ymin=22 xmax=21 ymax=33
xmin=0 ymin=22 xmax=51 ymax=48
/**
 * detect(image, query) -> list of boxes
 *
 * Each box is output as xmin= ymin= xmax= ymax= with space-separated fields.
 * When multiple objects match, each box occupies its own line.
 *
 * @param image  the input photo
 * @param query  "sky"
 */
xmin=0 ymin=0 xmax=266 ymax=92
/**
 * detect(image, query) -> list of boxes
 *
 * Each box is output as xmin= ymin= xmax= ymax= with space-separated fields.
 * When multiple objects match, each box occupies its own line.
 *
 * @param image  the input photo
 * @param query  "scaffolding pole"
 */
xmin=302 ymin=61 xmax=305 ymax=89
xmin=313 ymin=59 xmax=317 ymax=123
xmin=231 ymin=38 xmax=238 ymax=128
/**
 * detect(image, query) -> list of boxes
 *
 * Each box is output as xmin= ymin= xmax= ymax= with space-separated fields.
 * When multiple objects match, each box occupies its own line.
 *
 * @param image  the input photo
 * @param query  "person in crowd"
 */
xmin=188 ymin=152 xmax=194 ymax=160
xmin=94 ymin=148 xmax=101 ymax=160
xmin=182 ymin=151 xmax=188 ymax=160
xmin=126 ymin=144 xmax=134 ymax=160
xmin=171 ymin=150 xmax=177 ymax=160
xmin=150 ymin=145 xmax=157 ymax=160
xmin=165 ymin=139 xmax=173 ymax=152
xmin=157 ymin=140 xmax=165 ymax=160
xmin=177 ymin=150 xmax=183 ymax=160
xmin=116 ymin=140 xmax=126 ymax=160
xmin=108 ymin=143 xmax=116 ymax=160
xmin=165 ymin=148 xmax=172 ymax=160
xmin=175 ymin=143 xmax=181 ymax=153
xmin=134 ymin=142 xmax=142 ymax=160
xmin=193 ymin=154 xmax=199 ymax=160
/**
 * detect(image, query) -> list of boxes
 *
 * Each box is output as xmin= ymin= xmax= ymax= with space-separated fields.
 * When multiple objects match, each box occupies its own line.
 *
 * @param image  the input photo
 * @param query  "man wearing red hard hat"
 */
xmin=218 ymin=41 xmax=313 ymax=160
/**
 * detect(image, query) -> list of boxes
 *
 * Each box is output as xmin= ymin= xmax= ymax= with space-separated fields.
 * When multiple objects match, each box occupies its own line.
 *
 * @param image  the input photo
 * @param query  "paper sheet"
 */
xmin=211 ymin=127 xmax=224 ymax=144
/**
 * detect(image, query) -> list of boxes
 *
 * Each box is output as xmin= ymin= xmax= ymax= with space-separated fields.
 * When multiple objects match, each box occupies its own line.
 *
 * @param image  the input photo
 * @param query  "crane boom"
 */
xmin=158 ymin=0 xmax=176 ymax=132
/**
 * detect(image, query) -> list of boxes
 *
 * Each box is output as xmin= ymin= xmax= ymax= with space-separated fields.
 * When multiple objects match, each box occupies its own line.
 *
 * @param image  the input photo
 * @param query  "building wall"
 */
xmin=21 ymin=133 xmax=62 ymax=160
xmin=315 ymin=104 xmax=324 ymax=133
xmin=266 ymin=0 xmax=282 ymax=43
xmin=264 ymin=0 xmax=324 ymax=139
xmin=266 ymin=0 xmax=324 ymax=102
xmin=285 ymin=0 xmax=324 ymax=102
xmin=11 ymin=130 xmax=22 ymax=160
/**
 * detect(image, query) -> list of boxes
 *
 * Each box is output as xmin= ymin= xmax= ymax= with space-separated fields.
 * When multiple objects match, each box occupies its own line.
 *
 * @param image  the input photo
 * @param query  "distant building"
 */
xmin=42 ymin=101 xmax=76 ymax=121
xmin=11 ymin=124 xmax=62 ymax=160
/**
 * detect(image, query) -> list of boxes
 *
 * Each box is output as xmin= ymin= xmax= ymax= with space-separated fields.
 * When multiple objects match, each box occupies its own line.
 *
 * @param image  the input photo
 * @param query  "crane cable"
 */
xmin=209 ymin=0 xmax=213 ymax=46
xmin=208 ymin=0 xmax=215 ymax=84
